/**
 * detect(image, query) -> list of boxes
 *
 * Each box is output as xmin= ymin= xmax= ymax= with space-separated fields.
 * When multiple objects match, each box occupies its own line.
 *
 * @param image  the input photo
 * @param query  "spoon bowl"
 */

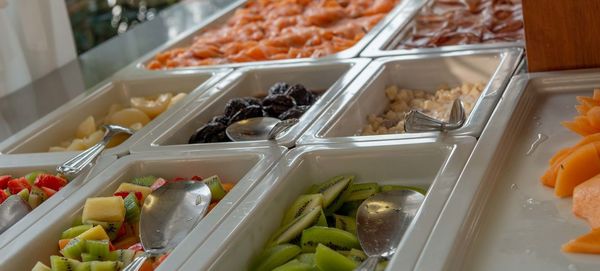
xmin=0 ymin=195 xmax=32 ymax=234
xmin=226 ymin=117 xmax=298 ymax=141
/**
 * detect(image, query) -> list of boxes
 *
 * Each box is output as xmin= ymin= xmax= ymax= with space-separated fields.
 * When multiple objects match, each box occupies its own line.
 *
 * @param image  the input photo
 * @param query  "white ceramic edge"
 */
xmin=0 ymin=68 xmax=231 ymax=158
xmin=0 ymin=152 xmax=117 ymax=249
xmin=360 ymin=0 xmax=525 ymax=58
xmin=128 ymin=58 xmax=371 ymax=153
xmin=169 ymin=136 xmax=476 ymax=271
xmin=122 ymin=0 xmax=414 ymax=73
xmin=296 ymin=48 xmax=523 ymax=146
xmin=414 ymin=68 xmax=600 ymax=271
xmin=0 ymin=145 xmax=286 ymax=269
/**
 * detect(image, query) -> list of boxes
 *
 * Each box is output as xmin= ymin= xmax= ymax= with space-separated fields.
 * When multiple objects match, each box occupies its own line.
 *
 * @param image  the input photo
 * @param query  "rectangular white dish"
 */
xmin=129 ymin=58 xmax=370 ymax=151
xmin=0 ymin=146 xmax=285 ymax=270
xmin=297 ymin=48 xmax=522 ymax=146
xmin=415 ymin=70 xmax=600 ymax=271
xmin=169 ymin=136 xmax=475 ymax=271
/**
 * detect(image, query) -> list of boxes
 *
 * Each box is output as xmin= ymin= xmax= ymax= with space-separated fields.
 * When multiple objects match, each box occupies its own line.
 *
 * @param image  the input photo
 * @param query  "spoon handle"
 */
xmin=123 ymin=253 xmax=149 ymax=271
xmin=56 ymin=130 xmax=112 ymax=176
xmin=355 ymin=255 xmax=380 ymax=271
xmin=268 ymin=118 xmax=299 ymax=140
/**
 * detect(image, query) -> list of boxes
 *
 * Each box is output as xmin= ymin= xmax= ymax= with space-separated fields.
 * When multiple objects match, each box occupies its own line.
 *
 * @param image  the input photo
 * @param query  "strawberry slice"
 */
xmin=41 ymin=187 xmax=57 ymax=198
xmin=114 ymin=192 xmax=143 ymax=202
xmin=34 ymin=174 xmax=67 ymax=191
xmin=150 ymin=178 xmax=168 ymax=191
xmin=8 ymin=177 xmax=31 ymax=195
xmin=0 ymin=175 xmax=12 ymax=190
xmin=0 ymin=190 xmax=8 ymax=204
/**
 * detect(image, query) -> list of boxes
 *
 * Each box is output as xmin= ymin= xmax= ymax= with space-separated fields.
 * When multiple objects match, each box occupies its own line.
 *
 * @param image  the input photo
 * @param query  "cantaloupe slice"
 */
xmin=562 ymin=228 xmax=600 ymax=254
xmin=555 ymin=142 xmax=600 ymax=197
xmin=577 ymin=96 xmax=600 ymax=108
xmin=587 ymin=107 xmax=600 ymax=130
xmin=549 ymin=134 xmax=600 ymax=166
xmin=541 ymin=164 xmax=559 ymax=188
xmin=573 ymin=174 xmax=600 ymax=228
xmin=577 ymin=104 xmax=591 ymax=115
xmin=593 ymin=89 xmax=600 ymax=102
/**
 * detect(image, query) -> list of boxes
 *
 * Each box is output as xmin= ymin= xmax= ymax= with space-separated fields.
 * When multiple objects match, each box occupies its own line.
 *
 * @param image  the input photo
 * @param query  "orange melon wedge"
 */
xmin=573 ymin=174 xmax=600 ymax=229
xmin=588 ymin=107 xmax=600 ymax=130
xmin=562 ymin=228 xmax=600 ymax=254
xmin=555 ymin=142 xmax=600 ymax=197
xmin=577 ymin=96 xmax=600 ymax=108
xmin=549 ymin=133 xmax=600 ymax=167
xmin=576 ymin=104 xmax=591 ymax=115
xmin=593 ymin=89 xmax=600 ymax=102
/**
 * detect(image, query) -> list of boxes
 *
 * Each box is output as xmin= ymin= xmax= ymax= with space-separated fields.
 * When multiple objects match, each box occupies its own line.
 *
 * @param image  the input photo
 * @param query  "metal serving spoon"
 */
xmin=355 ymin=189 xmax=425 ymax=271
xmin=0 ymin=196 xmax=32 ymax=234
xmin=404 ymin=98 xmax=466 ymax=133
xmin=225 ymin=117 xmax=298 ymax=141
xmin=123 ymin=181 xmax=212 ymax=271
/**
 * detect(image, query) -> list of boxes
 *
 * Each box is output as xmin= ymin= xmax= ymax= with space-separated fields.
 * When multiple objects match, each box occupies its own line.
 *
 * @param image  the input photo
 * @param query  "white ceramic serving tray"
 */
xmin=0 ymin=146 xmax=286 ymax=270
xmin=297 ymin=48 xmax=522 ymax=146
xmin=415 ymin=70 xmax=600 ymax=271
xmin=129 ymin=58 xmax=370 ymax=152
xmin=361 ymin=0 xmax=525 ymax=58
xmin=129 ymin=0 xmax=415 ymax=72
xmin=0 ymin=69 xmax=230 ymax=158
xmin=0 ymin=153 xmax=116 ymax=250
xmin=167 ymin=136 xmax=476 ymax=271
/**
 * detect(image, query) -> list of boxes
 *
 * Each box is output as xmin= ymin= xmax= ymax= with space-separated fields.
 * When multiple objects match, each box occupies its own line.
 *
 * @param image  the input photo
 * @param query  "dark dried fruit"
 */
xmin=262 ymin=94 xmax=296 ymax=117
xmin=268 ymin=82 xmax=291 ymax=96
xmin=211 ymin=115 xmax=230 ymax=125
xmin=224 ymin=98 xmax=249 ymax=117
xmin=285 ymin=84 xmax=315 ymax=106
xmin=279 ymin=105 xmax=310 ymax=120
xmin=243 ymin=97 xmax=262 ymax=107
xmin=229 ymin=105 xmax=264 ymax=124
xmin=188 ymin=122 xmax=228 ymax=144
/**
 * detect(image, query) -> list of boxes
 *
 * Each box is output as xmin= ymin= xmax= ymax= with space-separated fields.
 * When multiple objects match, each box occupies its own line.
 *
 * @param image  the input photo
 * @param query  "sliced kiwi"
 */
xmin=50 ymin=255 xmax=83 ymax=271
xmin=28 ymin=193 xmax=42 ymax=209
xmin=84 ymin=220 xmax=121 ymax=241
xmin=77 ymin=261 xmax=91 ymax=271
xmin=272 ymin=259 xmax=313 ymax=271
xmin=316 ymin=209 xmax=328 ymax=227
xmin=30 ymin=186 xmax=48 ymax=201
xmin=89 ymin=261 xmax=121 ymax=271
xmin=31 ymin=261 xmax=52 ymax=271
xmin=25 ymin=171 xmax=46 ymax=185
xmin=345 ymin=183 xmax=380 ymax=202
xmin=85 ymin=240 xmax=110 ymax=259
xmin=300 ymin=226 xmax=360 ymax=253
xmin=337 ymin=200 xmax=361 ymax=218
xmin=202 ymin=175 xmax=227 ymax=200
xmin=380 ymin=185 xmax=427 ymax=195
xmin=333 ymin=214 xmax=356 ymax=235
xmin=106 ymin=249 xmax=135 ymax=266
xmin=314 ymin=244 xmax=357 ymax=271
xmin=123 ymin=193 xmax=140 ymax=222
xmin=296 ymin=253 xmax=315 ymax=265
xmin=61 ymin=238 xmax=86 ymax=260
xmin=17 ymin=188 xmax=29 ymax=202
xmin=252 ymin=244 xmax=302 ymax=271
xmin=130 ymin=176 xmax=157 ymax=187
xmin=281 ymin=194 xmax=324 ymax=225
xmin=62 ymin=225 xmax=93 ymax=239
xmin=324 ymin=177 xmax=354 ymax=215
xmin=307 ymin=176 xmax=353 ymax=208
xmin=269 ymin=207 xmax=322 ymax=246
xmin=346 ymin=248 xmax=367 ymax=264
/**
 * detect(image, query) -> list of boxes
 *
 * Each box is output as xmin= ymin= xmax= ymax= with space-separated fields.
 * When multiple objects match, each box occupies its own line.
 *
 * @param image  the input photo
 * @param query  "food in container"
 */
xmin=397 ymin=0 xmax=523 ymax=49
xmin=0 ymin=172 xmax=69 ymax=209
xmin=360 ymin=82 xmax=484 ymax=135
xmin=147 ymin=0 xmax=399 ymax=69
xmin=31 ymin=175 xmax=234 ymax=271
xmin=48 ymin=92 xmax=187 ymax=152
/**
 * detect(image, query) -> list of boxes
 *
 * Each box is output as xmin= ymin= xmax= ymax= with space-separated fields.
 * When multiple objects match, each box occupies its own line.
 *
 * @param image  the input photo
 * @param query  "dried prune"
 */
xmin=268 ymin=82 xmax=291 ymax=96
xmin=243 ymin=97 xmax=262 ymax=107
xmin=224 ymin=98 xmax=249 ymax=117
xmin=211 ymin=115 xmax=230 ymax=125
xmin=189 ymin=122 xmax=227 ymax=144
xmin=279 ymin=105 xmax=310 ymax=120
xmin=285 ymin=84 xmax=315 ymax=106
xmin=229 ymin=105 xmax=264 ymax=124
xmin=262 ymin=94 xmax=296 ymax=117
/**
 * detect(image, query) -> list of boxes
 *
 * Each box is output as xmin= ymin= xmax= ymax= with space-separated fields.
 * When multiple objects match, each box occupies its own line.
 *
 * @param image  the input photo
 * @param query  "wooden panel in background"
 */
xmin=523 ymin=0 xmax=600 ymax=72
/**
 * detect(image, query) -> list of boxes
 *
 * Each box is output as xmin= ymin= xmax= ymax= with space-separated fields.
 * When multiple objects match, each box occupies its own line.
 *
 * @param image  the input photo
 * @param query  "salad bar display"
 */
xmin=2 ymin=0 xmax=598 ymax=270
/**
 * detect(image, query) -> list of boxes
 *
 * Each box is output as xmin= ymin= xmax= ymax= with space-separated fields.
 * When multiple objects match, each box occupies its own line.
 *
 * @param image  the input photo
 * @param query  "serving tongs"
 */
xmin=404 ymin=98 xmax=466 ymax=133
xmin=0 ymin=124 xmax=135 ymax=234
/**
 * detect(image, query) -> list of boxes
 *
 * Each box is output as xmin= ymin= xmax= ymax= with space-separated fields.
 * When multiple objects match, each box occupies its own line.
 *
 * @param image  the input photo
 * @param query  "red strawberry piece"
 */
xmin=113 ymin=192 xmax=130 ymax=199
xmin=116 ymin=222 xmax=128 ymax=239
xmin=128 ymin=243 xmax=144 ymax=252
xmin=191 ymin=176 xmax=203 ymax=181
xmin=41 ymin=187 xmax=57 ymax=198
xmin=0 ymin=190 xmax=8 ymax=204
xmin=109 ymin=241 xmax=116 ymax=251
xmin=134 ymin=192 xmax=143 ymax=202
xmin=8 ymin=177 xmax=31 ymax=195
xmin=150 ymin=178 xmax=167 ymax=191
xmin=171 ymin=177 xmax=185 ymax=182
xmin=34 ymin=174 xmax=67 ymax=191
xmin=0 ymin=175 xmax=12 ymax=190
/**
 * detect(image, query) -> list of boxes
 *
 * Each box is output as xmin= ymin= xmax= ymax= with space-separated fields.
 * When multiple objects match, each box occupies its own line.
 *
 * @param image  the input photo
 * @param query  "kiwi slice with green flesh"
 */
xmin=345 ymin=183 xmax=380 ymax=202
xmin=25 ymin=171 xmax=46 ymax=185
xmin=269 ymin=207 xmax=322 ymax=246
xmin=130 ymin=176 xmax=157 ymax=187
xmin=106 ymin=249 xmax=135 ymax=266
xmin=89 ymin=261 xmax=121 ymax=271
xmin=17 ymin=188 xmax=29 ymax=202
xmin=31 ymin=186 xmax=48 ymax=201
xmin=307 ymin=176 xmax=353 ymax=208
xmin=123 ymin=193 xmax=141 ymax=222
xmin=281 ymin=194 xmax=324 ymax=225
xmin=324 ymin=177 xmax=354 ymax=215
xmin=314 ymin=244 xmax=357 ymax=271
xmin=28 ymin=193 xmax=42 ymax=209
xmin=316 ymin=209 xmax=327 ymax=227
xmin=333 ymin=215 xmax=356 ymax=235
xmin=85 ymin=240 xmax=110 ymax=259
xmin=50 ymin=255 xmax=88 ymax=271
xmin=345 ymin=248 xmax=367 ymax=264
xmin=300 ymin=226 xmax=360 ymax=253
xmin=202 ymin=175 xmax=227 ymax=200
xmin=296 ymin=253 xmax=315 ymax=265
xmin=380 ymin=185 xmax=427 ymax=195
xmin=84 ymin=221 xmax=122 ymax=241
xmin=252 ymin=244 xmax=301 ymax=271
xmin=272 ymin=259 xmax=313 ymax=271
xmin=62 ymin=225 xmax=94 ymax=239
xmin=61 ymin=238 xmax=86 ymax=260
xmin=32 ymin=261 xmax=52 ymax=271
xmin=337 ymin=200 xmax=361 ymax=218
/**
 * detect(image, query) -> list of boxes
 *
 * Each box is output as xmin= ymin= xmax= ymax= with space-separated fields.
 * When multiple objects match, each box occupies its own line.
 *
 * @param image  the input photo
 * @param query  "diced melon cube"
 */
xmin=82 ymin=196 xmax=125 ymax=223
xmin=116 ymin=183 xmax=152 ymax=201
xmin=77 ymin=225 xmax=110 ymax=241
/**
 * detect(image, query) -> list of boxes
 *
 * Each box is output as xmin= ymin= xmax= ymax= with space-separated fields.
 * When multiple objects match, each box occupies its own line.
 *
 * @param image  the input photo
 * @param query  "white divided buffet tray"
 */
xmin=164 ymin=137 xmax=476 ymax=271
xmin=415 ymin=70 xmax=600 ymax=271
xmin=298 ymin=48 xmax=522 ymax=145
xmin=0 ymin=146 xmax=285 ymax=270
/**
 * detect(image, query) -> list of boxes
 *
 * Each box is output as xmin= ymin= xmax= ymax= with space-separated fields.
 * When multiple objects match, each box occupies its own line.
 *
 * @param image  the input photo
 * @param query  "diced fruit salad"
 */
xmin=32 ymin=175 xmax=234 ymax=271
xmin=251 ymin=175 xmax=426 ymax=271
xmin=0 ymin=172 xmax=69 ymax=209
